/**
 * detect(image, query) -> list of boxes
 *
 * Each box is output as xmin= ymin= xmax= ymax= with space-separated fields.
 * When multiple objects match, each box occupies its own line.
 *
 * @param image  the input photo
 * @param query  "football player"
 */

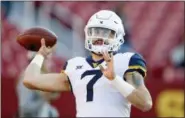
xmin=23 ymin=10 xmax=152 ymax=117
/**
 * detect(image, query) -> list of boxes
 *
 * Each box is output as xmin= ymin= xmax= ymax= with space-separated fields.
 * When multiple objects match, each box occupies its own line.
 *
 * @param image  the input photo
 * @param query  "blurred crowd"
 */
xmin=1 ymin=1 xmax=184 ymax=118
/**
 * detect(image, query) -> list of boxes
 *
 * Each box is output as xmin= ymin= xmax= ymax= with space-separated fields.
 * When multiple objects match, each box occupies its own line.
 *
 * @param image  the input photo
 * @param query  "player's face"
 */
xmin=87 ymin=27 xmax=116 ymax=46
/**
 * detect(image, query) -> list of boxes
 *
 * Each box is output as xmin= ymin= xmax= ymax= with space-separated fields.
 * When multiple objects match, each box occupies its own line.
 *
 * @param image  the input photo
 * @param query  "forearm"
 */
xmin=111 ymin=72 xmax=152 ymax=112
xmin=125 ymin=72 xmax=152 ymax=111
xmin=25 ymin=63 xmax=42 ymax=79
xmin=126 ymin=86 xmax=152 ymax=111
xmin=23 ymin=54 xmax=70 ymax=92
xmin=24 ymin=54 xmax=44 ymax=78
xmin=23 ymin=73 xmax=68 ymax=92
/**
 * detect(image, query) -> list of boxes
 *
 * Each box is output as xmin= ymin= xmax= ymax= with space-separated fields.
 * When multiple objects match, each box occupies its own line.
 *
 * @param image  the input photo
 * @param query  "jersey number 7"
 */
xmin=81 ymin=70 xmax=103 ymax=102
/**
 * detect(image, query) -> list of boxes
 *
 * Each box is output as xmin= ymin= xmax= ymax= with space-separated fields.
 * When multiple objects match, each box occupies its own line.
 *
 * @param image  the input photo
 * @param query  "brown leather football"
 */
xmin=17 ymin=27 xmax=57 ymax=51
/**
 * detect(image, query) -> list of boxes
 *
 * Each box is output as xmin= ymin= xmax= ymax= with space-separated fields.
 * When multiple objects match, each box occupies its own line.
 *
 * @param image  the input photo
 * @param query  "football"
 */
xmin=17 ymin=27 xmax=57 ymax=51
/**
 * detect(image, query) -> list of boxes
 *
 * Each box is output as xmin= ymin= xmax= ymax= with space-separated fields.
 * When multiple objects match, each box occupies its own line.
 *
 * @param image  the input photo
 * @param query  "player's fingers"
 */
xmin=99 ymin=65 xmax=105 ymax=72
xmin=47 ymin=47 xmax=54 ymax=55
xmin=41 ymin=38 xmax=46 ymax=47
xmin=46 ymin=46 xmax=51 ymax=52
xmin=46 ymin=45 xmax=55 ymax=54
xmin=107 ymin=60 xmax=113 ymax=70
xmin=101 ymin=49 xmax=114 ymax=70
xmin=104 ymin=51 xmax=113 ymax=67
xmin=109 ymin=52 xmax=114 ymax=66
xmin=110 ymin=53 xmax=114 ymax=61
xmin=51 ymin=44 xmax=56 ymax=52
xmin=102 ymin=49 xmax=111 ymax=62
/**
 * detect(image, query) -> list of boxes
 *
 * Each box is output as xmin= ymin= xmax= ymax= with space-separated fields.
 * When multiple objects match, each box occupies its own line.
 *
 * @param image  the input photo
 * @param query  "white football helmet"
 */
xmin=84 ymin=10 xmax=125 ymax=54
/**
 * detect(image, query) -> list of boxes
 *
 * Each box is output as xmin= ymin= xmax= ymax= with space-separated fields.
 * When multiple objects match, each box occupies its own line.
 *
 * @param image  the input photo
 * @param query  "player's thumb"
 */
xmin=99 ymin=65 xmax=105 ymax=72
xmin=41 ymin=38 xmax=46 ymax=46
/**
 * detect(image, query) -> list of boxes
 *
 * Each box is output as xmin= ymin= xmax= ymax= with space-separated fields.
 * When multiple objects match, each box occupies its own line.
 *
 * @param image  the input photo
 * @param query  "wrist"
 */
xmin=110 ymin=75 xmax=135 ymax=97
xmin=31 ymin=54 xmax=45 ymax=68
xmin=108 ymin=73 xmax=116 ymax=80
xmin=108 ymin=76 xmax=115 ymax=81
xmin=37 ymin=51 xmax=47 ymax=58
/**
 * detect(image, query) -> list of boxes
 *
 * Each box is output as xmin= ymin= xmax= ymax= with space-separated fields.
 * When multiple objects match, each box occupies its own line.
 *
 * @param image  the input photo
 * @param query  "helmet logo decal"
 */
xmin=96 ymin=14 xmax=112 ymax=20
xmin=114 ymin=21 xmax=118 ymax=24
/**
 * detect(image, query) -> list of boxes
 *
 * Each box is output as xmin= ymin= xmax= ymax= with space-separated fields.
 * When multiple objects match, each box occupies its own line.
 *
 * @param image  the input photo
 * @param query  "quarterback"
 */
xmin=23 ymin=10 xmax=152 ymax=117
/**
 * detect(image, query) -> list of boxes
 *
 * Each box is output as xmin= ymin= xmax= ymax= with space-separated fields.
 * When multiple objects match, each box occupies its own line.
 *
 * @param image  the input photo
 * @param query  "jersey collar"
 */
xmin=86 ymin=56 xmax=104 ymax=68
xmin=86 ymin=52 xmax=117 ymax=68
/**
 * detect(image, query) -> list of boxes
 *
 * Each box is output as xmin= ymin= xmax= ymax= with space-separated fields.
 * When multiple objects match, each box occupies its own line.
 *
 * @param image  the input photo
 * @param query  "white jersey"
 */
xmin=63 ymin=52 xmax=145 ymax=117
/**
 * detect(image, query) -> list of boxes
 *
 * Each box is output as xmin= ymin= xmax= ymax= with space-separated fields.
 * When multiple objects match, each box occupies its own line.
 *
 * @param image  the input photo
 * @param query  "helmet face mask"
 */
xmin=84 ymin=10 xmax=125 ymax=54
xmin=87 ymin=27 xmax=116 ymax=45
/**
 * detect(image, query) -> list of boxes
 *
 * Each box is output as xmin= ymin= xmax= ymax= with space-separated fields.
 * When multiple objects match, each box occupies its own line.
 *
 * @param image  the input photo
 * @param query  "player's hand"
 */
xmin=38 ymin=38 xmax=54 ymax=58
xmin=99 ymin=50 xmax=115 ymax=80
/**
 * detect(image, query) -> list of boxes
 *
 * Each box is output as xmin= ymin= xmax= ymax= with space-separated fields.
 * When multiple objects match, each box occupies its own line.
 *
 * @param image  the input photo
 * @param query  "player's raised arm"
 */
xmin=123 ymin=54 xmax=152 ymax=112
xmin=124 ymin=71 xmax=152 ymax=112
xmin=23 ymin=39 xmax=71 ymax=92
xmin=100 ymin=51 xmax=152 ymax=112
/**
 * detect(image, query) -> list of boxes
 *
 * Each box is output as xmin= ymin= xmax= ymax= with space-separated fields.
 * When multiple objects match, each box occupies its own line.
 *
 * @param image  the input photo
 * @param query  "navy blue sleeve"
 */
xmin=125 ymin=53 xmax=147 ymax=78
xmin=62 ymin=61 xmax=68 ymax=70
xmin=61 ymin=61 xmax=68 ymax=73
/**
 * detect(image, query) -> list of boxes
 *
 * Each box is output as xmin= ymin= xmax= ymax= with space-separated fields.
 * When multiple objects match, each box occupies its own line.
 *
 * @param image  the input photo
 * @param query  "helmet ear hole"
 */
xmin=120 ymin=39 xmax=123 ymax=43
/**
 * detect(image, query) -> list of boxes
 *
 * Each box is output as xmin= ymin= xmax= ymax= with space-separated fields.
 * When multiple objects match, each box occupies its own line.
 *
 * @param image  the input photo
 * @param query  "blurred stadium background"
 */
xmin=1 ymin=1 xmax=184 ymax=118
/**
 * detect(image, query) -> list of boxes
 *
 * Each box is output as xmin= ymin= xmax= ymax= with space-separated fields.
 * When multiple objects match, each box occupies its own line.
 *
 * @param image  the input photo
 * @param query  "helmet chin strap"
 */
xmin=91 ymin=51 xmax=103 ymax=56
xmin=91 ymin=50 xmax=116 ymax=56
xmin=89 ymin=43 xmax=118 ymax=56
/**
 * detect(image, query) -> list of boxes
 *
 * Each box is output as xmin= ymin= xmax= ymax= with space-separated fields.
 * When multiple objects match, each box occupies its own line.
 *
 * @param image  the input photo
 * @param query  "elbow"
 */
xmin=141 ymin=101 xmax=153 ymax=112
xmin=23 ymin=77 xmax=36 ymax=89
xmin=23 ymin=78 xmax=32 ymax=89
